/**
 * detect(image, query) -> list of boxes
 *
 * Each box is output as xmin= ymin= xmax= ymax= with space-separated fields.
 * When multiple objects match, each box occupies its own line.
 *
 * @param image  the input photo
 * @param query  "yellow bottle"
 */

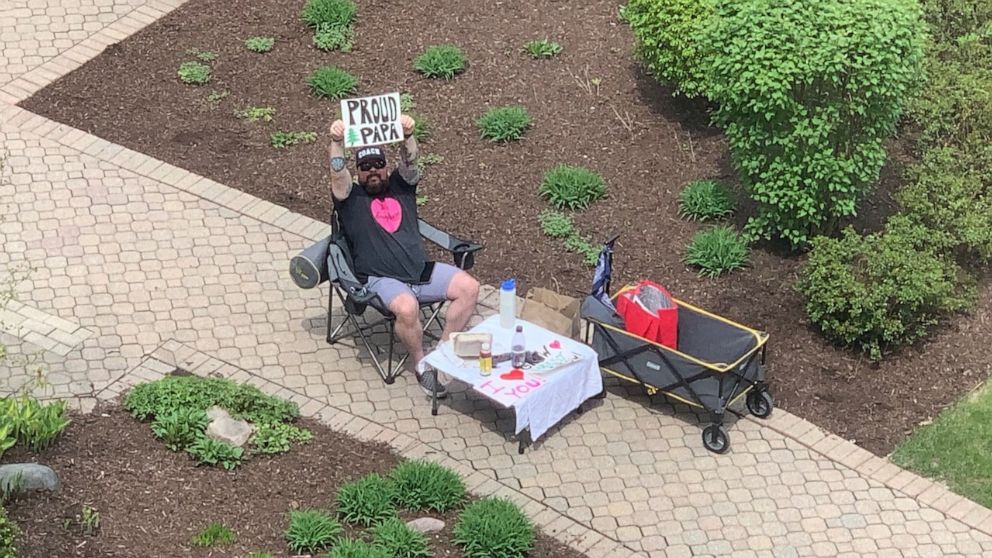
xmin=479 ymin=342 xmax=493 ymax=376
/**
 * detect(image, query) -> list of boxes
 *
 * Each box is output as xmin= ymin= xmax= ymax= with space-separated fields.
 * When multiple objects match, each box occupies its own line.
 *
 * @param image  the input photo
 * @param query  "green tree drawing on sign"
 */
xmin=346 ymin=127 xmax=361 ymax=146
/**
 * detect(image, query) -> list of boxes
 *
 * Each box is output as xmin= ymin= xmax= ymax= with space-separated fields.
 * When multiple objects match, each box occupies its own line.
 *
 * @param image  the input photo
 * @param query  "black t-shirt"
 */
xmin=334 ymin=170 xmax=427 ymax=283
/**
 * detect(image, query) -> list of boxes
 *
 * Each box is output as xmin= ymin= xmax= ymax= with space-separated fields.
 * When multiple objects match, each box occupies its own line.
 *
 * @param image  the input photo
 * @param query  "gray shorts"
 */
xmin=365 ymin=262 xmax=461 ymax=308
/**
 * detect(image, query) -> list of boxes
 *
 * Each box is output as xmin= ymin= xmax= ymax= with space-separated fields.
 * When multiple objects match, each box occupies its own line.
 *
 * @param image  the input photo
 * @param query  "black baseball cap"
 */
xmin=355 ymin=146 xmax=386 ymax=167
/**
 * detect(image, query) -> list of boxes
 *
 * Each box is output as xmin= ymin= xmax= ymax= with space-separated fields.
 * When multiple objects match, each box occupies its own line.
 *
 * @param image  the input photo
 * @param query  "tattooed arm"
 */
xmin=328 ymin=120 xmax=353 ymax=201
xmin=396 ymin=114 xmax=421 ymax=186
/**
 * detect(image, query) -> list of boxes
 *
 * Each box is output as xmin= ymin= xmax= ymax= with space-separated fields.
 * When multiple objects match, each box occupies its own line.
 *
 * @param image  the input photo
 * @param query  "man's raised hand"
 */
xmin=400 ymin=114 xmax=415 ymax=138
xmin=330 ymin=120 xmax=345 ymax=142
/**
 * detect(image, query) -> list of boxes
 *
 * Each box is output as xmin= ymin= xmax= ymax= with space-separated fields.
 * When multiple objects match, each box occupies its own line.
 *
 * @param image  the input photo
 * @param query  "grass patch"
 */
xmin=454 ymin=497 xmax=535 ymax=558
xmin=683 ymin=225 xmax=749 ymax=278
xmin=414 ymin=44 xmax=466 ymax=79
xmin=271 ymin=131 xmax=318 ymax=148
xmin=389 ymin=460 xmax=466 ymax=512
xmin=678 ymin=179 xmax=735 ymax=221
xmin=301 ymin=0 xmax=357 ymax=29
xmin=285 ymin=509 xmax=342 ymax=554
xmin=524 ymin=39 xmax=562 ymax=59
xmin=336 ymin=473 xmax=397 ymax=527
xmin=892 ymin=380 xmax=992 ymax=508
xmin=245 ymin=36 xmax=275 ymax=53
xmin=371 ymin=517 xmax=431 ymax=558
xmin=538 ymin=164 xmax=606 ymax=210
xmin=177 ymin=61 xmax=210 ymax=85
xmin=477 ymin=106 xmax=532 ymax=142
xmin=192 ymin=522 xmax=236 ymax=547
xmin=308 ymin=66 xmax=358 ymax=100
xmin=329 ymin=538 xmax=390 ymax=558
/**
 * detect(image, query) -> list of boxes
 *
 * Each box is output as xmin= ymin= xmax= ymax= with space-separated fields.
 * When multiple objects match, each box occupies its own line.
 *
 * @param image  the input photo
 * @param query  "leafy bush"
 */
xmin=477 ymin=106 xmax=532 ymax=142
xmin=414 ymin=44 xmax=466 ymax=79
xmin=308 ymin=66 xmax=358 ymax=100
xmin=177 ymin=61 xmax=211 ymax=85
xmin=563 ymin=234 xmax=602 ymax=266
xmin=150 ymin=407 xmax=208 ymax=451
xmin=0 ymin=422 xmax=14 ymax=461
xmin=0 ymin=505 xmax=16 ymax=558
xmin=271 ymin=131 xmax=318 ymax=148
xmin=302 ymin=0 xmax=357 ymax=30
xmin=678 ymin=179 xmax=734 ymax=221
xmin=683 ymin=225 xmax=749 ymax=277
xmin=329 ymin=538 xmax=390 ymax=558
xmin=251 ymin=422 xmax=312 ymax=454
xmin=524 ymin=39 xmax=562 ymax=59
xmin=539 ymin=164 xmax=606 ymax=210
xmin=798 ymin=218 xmax=974 ymax=360
xmin=314 ymin=24 xmax=354 ymax=52
xmin=371 ymin=518 xmax=431 ymax=558
xmin=920 ymin=0 xmax=992 ymax=43
xmin=538 ymin=210 xmax=575 ymax=238
xmin=625 ymin=0 xmax=716 ymax=97
xmin=237 ymin=106 xmax=276 ymax=123
xmin=390 ymin=460 xmax=466 ymax=512
xmin=192 ymin=522 xmax=236 ymax=547
xmin=0 ymin=396 xmax=70 ymax=452
xmin=336 ymin=473 xmax=397 ymax=526
xmin=703 ymin=0 xmax=926 ymax=247
xmin=285 ymin=509 xmax=342 ymax=554
xmin=245 ymin=36 xmax=275 ymax=53
xmin=124 ymin=375 xmax=299 ymax=424
xmin=187 ymin=436 xmax=244 ymax=470
xmin=453 ymin=498 xmax=535 ymax=558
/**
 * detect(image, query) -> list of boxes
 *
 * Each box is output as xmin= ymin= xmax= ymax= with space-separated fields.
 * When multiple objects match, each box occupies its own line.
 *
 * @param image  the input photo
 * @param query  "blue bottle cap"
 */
xmin=501 ymin=278 xmax=515 ymax=291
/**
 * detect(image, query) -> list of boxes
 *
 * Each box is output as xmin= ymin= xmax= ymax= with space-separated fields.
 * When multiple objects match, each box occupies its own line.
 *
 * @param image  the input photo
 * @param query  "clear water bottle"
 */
xmin=511 ymin=325 xmax=526 ymax=368
xmin=499 ymin=278 xmax=516 ymax=329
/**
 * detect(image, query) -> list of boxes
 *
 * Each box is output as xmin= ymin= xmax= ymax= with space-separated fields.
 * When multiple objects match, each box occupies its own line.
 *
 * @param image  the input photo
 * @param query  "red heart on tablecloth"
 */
xmin=500 ymin=369 xmax=525 ymax=381
xmin=549 ymin=340 xmax=561 ymax=349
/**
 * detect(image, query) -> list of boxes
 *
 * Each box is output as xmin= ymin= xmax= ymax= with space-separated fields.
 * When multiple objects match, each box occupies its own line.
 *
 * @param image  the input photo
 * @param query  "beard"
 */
xmin=360 ymin=174 xmax=386 ymax=195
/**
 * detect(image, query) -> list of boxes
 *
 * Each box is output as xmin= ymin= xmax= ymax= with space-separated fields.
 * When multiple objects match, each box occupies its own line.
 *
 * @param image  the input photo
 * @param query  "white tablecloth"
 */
xmin=422 ymin=315 xmax=602 ymax=441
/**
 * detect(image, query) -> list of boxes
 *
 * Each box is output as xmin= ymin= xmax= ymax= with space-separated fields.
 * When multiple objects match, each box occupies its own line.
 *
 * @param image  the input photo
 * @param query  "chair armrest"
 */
xmin=327 ymin=241 xmax=377 ymax=305
xmin=418 ymin=219 xmax=483 ymax=270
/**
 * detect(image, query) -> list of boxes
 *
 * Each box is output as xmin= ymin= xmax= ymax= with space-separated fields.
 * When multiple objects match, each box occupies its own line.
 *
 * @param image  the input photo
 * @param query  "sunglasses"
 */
xmin=358 ymin=159 xmax=386 ymax=172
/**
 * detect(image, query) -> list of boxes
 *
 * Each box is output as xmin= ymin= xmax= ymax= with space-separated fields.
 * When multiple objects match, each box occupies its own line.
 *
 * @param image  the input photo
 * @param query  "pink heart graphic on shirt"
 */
xmin=371 ymin=197 xmax=402 ymax=233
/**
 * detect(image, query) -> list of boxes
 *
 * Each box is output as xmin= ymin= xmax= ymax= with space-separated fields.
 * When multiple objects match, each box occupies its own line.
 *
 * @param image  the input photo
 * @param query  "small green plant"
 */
xmin=185 ymin=47 xmax=217 ymax=62
xmin=251 ymin=422 xmax=312 ymax=454
xmin=683 ymin=225 xmax=749 ymax=277
xmin=285 ymin=509 xmax=342 ymax=554
xmin=477 ymin=106 xmax=532 ymax=142
xmin=271 ymin=131 xmax=318 ymax=148
xmin=247 ymin=553 xmax=274 ymax=558
xmin=0 ymin=397 xmax=71 ymax=452
xmin=302 ymin=0 xmax=357 ymax=30
xmin=453 ymin=497 xmax=535 ymax=558
xmin=150 ymin=407 xmax=208 ymax=451
xmin=124 ymin=375 xmax=299 ymax=425
xmin=237 ymin=106 xmax=276 ymax=123
xmin=308 ymin=66 xmax=358 ymax=100
xmin=337 ymin=473 xmax=397 ymax=526
xmin=524 ymin=39 xmax=562 ymax=59
xmin=415 ymin=153 xmax=443 ymax=170
xmin=414 ymin=44 xmax=466 ymax=79
xmin=206 ymin=90 xmax=229 ymax=105
xmin=371 ymin=517 xmax=431 ymax=558
xmin=314 ymin=24 xmax=354 ymax=52
xmin=0 ymin=422 xmax=16 ymax=461
xmin=329 ymin=538 xmax=391 ymax=558
xmin=678 ymin=179 xmax=734 ymax=221
xmin=400 ymin=92 xmax=416 ymax=112
xmin=177 ymin=61 xmax=211 ymax=85
xmin=389 ymin=460 xmax=466 ymax=512
xmin=79 ymin=505 xmax=100 ymax=536
xmin=192 ymin=522 xmax=236 ymax=547
xmin=187 ymin=436 xmax=244 ymax=470
xmin=245 ymin=36 xmax=275 ymax=53
xmin=0 ymin=505 xmax=17 ymax=558
xmin=539 ymin=164 xmax=606 ymax=210
xmin=563 ymin=234 xmax=601 ymax=266
xmin=538 ymin=210 xmax=575 ymax=239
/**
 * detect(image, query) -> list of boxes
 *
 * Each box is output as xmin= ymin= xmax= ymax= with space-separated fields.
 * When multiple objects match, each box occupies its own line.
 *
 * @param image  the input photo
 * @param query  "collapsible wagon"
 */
xmin=580 ymin=237 xmax=773 ymax=453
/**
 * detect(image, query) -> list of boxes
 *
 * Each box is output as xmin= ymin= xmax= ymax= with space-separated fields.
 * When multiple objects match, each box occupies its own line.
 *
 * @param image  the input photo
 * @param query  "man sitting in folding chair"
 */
xmin=327 ymin=115 xmax=480 ymax=398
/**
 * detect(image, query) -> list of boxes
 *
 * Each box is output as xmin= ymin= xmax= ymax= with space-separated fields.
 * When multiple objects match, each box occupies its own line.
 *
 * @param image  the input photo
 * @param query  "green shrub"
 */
xmin=187 ymin=436 xmax=243 ymax=470
xmin=371 ymin=518 xmax=431 ymax=558
xmin=186 ymin=47 xmax=217 ymax=62
xmin=798 ymin=218 xmax=974 ymax=360
xmin=524 ymin=39 xmax=562 ymax=59
xmin=329 ymin=538 xmax=390 ymax=558
xmin=477 ymin=106 xmax=532 ymax=142
xmin=237 ymin=106 xmax=276 ymax=123
xmin=0 ymin=422 xmax=14 ymax=461
xmin=908 ymin=53 xmax=992 ymax=149
xmin=0 ymin=505 xmax=17 ymax=558
xmin=150 ymin=407 xmax=208 ymax=451
xmin=539 ymin=164 xmax=606 ymax=210
xmin=251 ymin=422 xmax=312 ymax=454
xmin=124 ymin=376 xmax=299 ymax=424
xmin=314 ymin=24 xmax=354 ymax=52
xmin=245 ymin=36 xmax=275 ymax=53
xmin=390 ymin=460 xmax=466 ymax=512
xmin=678 ymin=179 xmax=734 ymax=221
xmin=538 ymin=210 xmax=575 ymax=238
xmin=703 ymin=0 xmax=926 ymax=247
xmin=563 ymin=234 xmax=601 ymax=266
xmin=177 ymin=61 xmax=211 ymax=85
xmin=414 ymin=45 xmax=466 ymax=79
xmin=683 ymin=225 xmax=749 ymax=277
xmin=625 ymin=0 xmax=716 ymax=97
xmin=192 ymin=522 xmax=235 ymax=547
xmin=302 ymin=0 xmax=357 ymax=29
xmin=285 ymin=509 xmax=342 ymax=554
xmin=0 ymin=396 xmax=70 ymax=452
xmin=453 ymin=498 xmax=535 ymax=558
xmin=920 ymin=0 xmax=992 ymax=43
xmin=271 ymin=131 xmax=318 ymax=148
xmin=308 ymin=66 xmax=358 ymax=100
xmin=336 ymin=473 xmax=397 ymax=526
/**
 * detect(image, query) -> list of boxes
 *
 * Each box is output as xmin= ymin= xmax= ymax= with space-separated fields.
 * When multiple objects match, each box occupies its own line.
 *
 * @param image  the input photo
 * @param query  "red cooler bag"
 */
xmin=615 ymin=280 xmax=678 ymax=349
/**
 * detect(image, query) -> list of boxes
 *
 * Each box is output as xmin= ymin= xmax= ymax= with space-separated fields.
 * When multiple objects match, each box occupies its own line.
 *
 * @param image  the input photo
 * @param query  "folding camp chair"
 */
xmin=290 ymin=212 xmax=482 ymax=384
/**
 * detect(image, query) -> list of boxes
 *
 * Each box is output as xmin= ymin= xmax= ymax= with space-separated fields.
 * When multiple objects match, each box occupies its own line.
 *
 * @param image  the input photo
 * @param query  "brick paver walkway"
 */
xmin=2 ymin=2 xmax=992 ymax=556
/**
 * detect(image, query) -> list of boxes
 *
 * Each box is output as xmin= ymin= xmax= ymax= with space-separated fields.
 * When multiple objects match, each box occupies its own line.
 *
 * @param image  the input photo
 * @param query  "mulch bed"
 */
xmin=19 ymin=0 xmax=992 ymax=455
xmin=3 ymin=404 xmax=584 ymax=558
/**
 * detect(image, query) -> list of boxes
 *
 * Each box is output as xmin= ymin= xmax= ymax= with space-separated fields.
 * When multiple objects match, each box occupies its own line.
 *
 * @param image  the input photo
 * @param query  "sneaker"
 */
xmin=417 ymin=368 xmax=448 ymax=399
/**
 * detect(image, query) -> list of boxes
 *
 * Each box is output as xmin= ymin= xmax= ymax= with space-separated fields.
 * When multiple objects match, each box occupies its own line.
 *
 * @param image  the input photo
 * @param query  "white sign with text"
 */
xmin=340 ymin=92 xmax=404 ymax=148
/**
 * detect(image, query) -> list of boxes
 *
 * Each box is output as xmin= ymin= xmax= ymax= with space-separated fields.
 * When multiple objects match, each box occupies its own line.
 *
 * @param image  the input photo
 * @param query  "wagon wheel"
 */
xmin=702 ymin=425 xmax=730 ymax=454
xmin=746 ymin=390 xmax=774 ymax=419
